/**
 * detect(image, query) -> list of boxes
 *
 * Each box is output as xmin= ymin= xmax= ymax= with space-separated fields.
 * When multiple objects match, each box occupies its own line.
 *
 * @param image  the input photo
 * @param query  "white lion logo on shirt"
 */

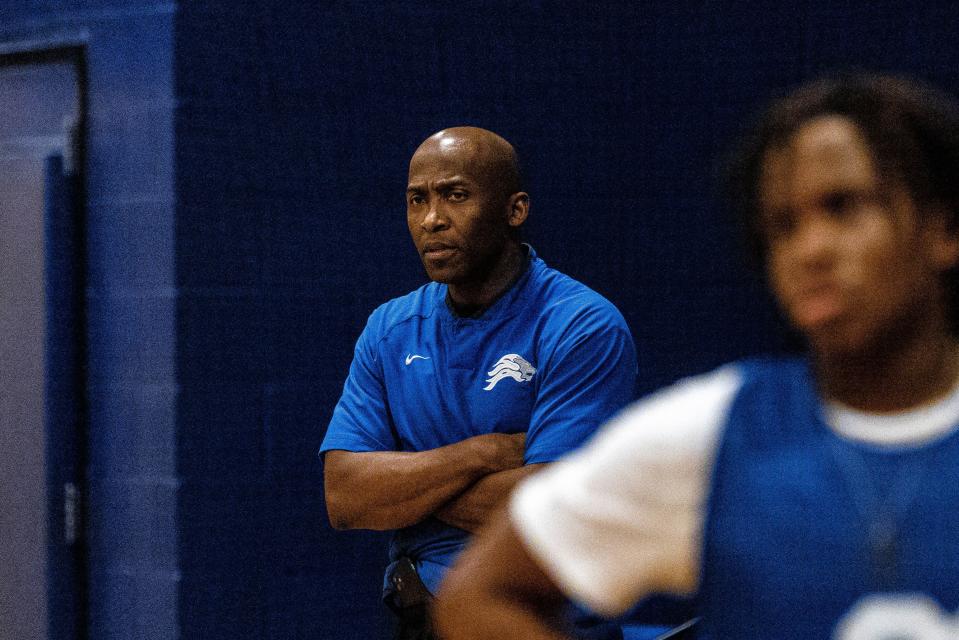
xmin=484 ymin=354 xmax=536 ymax=391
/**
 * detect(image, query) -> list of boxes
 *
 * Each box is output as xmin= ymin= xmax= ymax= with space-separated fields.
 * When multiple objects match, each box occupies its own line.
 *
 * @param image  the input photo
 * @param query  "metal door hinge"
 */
xmin=64 ymin=482 xmax=78 ymax=545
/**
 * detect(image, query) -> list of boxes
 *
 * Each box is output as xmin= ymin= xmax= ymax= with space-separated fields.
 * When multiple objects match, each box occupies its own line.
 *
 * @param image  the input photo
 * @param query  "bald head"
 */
xmin=411 ymin=127 xmax=523 ymax=200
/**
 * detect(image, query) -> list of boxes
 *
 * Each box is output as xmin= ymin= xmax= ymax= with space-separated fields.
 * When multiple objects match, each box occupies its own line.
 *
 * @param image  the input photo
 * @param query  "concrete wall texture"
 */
xmin=3 ymin=1 xmax=959 ymax=638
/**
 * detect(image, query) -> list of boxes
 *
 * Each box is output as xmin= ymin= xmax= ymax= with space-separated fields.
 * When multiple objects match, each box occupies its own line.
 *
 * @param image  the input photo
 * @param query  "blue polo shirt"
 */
xmin=321 ymin=247 xmax=637 ymax=593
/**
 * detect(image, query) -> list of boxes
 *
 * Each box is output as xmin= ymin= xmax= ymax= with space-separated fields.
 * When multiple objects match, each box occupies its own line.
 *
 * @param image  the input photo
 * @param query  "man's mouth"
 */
xmin=423 ymin=243 xmax=457 ymax=259
xmin=792 ymin=283 xmax=847 ymax=328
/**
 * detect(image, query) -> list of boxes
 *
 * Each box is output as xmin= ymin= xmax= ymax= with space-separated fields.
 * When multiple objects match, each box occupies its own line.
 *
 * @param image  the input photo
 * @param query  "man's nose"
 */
xmin=792 ymin=212 xmax=839 ymax=266
xmin=421 ymin=201 xmax=449 ymax=231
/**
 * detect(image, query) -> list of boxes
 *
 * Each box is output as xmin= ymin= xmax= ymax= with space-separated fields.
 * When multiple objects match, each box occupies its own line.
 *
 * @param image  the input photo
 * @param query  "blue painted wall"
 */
xmin=4 ymin=1 xmax=959 ymax=639
xmin=172 ymin=3 xmax=959 ymax=638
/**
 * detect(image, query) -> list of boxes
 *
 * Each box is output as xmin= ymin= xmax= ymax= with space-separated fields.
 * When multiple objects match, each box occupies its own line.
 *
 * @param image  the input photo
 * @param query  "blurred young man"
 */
xmin=436 ymin=75 xmax=959 ymax=639
xmin=320 ymin=127 xmax=637 ymax=639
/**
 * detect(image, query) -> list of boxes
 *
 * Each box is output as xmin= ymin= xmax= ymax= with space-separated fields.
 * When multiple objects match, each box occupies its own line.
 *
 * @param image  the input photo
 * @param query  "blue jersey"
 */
xmin=513 ymin=358 xmax=959 ymax=639
xmin=321 ymin=247 xmax=637 ymax=593
xmin=702 ymin=359 xmax=959 ymax=639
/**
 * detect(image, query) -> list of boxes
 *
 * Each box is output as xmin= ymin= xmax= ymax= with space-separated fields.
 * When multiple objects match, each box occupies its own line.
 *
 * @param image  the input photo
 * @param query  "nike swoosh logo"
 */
xmin=405 ymin=354 xmax=430 ymax=365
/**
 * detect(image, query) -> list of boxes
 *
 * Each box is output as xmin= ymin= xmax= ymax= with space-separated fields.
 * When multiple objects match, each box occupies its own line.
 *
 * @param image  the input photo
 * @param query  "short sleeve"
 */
xmin=524 ymin=301 xmax=637 ymax=464
xmin=511 ymin=365 xmax=742 ymax=617
xmin=319 ymin=315 xmax=397 ymax=454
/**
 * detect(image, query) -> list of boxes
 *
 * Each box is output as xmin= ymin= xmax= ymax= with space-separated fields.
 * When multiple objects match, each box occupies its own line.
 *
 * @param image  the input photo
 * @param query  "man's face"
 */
xmin=406 ymin=136 xmax=512 ymax=285
xmin=759 ymin=115 xmax=953 ymax=357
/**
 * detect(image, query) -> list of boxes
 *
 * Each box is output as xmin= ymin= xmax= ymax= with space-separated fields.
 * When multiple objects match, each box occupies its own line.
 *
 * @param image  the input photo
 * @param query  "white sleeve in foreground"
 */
xmin=510 ymin=364 xmax=742 ymax=617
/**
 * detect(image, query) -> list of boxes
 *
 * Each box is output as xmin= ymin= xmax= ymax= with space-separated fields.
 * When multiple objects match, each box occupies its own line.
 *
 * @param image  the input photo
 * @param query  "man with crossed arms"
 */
xmin=321 ymin=126 xmax=637 ymax=639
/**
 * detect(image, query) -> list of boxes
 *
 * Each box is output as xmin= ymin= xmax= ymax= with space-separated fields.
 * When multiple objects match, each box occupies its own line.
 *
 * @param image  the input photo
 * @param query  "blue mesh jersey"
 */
xmin=512 ymin=357 xmax=959 ymax=639
xmin=701 ymin=359 xmax=959 ymax=639
xmin=320 ymin=246 xmax=637 ymax=594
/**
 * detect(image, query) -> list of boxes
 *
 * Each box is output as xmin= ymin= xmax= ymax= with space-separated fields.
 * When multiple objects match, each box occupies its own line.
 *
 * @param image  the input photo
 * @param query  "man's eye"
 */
xmin=447 ymin=191 xmax=468 ymax=202
xmin=822 ymin=191 xmax=864 ymax=217
xmin=409 ymin=194 xmax=425 ymax=206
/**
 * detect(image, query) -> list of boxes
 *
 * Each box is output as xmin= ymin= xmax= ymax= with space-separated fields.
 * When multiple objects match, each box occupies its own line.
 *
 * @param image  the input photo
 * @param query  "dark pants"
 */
xmin=393 ymin=602 xmax=437 ymax=640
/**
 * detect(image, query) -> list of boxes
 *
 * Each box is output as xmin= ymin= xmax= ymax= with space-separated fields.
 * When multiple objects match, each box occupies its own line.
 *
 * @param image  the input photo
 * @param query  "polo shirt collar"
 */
xmin=437 ymin=244 xmax=539 ymax=322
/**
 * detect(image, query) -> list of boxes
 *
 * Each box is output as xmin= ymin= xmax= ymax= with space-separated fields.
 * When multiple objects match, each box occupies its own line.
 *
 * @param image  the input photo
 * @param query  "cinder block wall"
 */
xmin=0 ymin=2 xmax=178 ymax=639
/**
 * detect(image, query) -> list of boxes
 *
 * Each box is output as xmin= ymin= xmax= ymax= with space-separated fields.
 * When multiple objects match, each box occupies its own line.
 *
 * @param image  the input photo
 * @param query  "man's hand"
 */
xmin=433 ymin=431 xmax=535 ymax=532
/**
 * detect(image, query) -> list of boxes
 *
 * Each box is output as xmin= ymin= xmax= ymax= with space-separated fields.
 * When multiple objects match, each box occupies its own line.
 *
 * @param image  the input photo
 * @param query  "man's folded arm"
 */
xmin=323 ymin=432 xmax=525 ymax=531
xmin=434 ymin=463 xmax=546 ymax=533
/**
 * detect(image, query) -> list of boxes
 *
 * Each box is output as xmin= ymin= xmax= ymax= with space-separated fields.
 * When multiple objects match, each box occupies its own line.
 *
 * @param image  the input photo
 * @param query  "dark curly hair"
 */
xmin=724 ymin=73 xmax=959 ymax=332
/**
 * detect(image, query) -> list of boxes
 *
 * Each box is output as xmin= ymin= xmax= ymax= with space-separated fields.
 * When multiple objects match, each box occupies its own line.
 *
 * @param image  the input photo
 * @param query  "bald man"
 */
xmin=320 ymin=127 xmax=637 ymax=639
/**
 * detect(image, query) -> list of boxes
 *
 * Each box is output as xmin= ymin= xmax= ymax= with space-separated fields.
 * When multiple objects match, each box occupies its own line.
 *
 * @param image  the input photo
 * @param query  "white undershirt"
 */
xmin=510 ymin=364 xmax=959 ymax=618
xmin=826 ymin=375 xmax=959 ymax=446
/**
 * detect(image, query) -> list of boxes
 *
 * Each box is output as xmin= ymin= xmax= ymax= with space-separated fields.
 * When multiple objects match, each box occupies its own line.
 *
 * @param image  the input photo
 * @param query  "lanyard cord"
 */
xmin=827 ymin=439 xmax=924 ymax=589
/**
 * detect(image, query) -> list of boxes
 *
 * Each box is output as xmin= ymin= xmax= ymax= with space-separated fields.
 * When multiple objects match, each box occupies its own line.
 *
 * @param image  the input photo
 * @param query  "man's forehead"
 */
xmin=407 ymin=151 xmax=481 ymax=182
xmin=406 ymin=174 xmax=472 ymax=190
xmin=759 ymin=116 xmax=878 ymax=202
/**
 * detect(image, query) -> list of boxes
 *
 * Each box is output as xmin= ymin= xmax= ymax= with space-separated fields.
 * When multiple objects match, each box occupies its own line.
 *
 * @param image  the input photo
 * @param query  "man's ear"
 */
xmin=506 ymin=192 xmax=529 ymax=228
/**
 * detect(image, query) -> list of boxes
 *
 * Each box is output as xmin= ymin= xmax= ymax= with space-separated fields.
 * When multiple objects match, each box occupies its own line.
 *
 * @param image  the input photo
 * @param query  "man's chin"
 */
xmin=807 ymin=325 xmax=880 ymax=362
xmin=423 ymin=265 xmax=461 ymax=285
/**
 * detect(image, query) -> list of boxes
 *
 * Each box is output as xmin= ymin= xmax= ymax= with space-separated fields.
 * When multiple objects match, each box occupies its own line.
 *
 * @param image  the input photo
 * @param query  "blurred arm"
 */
xmin=435 ymin=511 xmax=571 ymax=640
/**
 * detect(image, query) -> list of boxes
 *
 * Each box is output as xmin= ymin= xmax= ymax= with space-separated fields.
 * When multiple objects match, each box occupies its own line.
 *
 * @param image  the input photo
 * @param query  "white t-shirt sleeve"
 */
xmin=510 ymin=364 xmax=743 ymax=617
